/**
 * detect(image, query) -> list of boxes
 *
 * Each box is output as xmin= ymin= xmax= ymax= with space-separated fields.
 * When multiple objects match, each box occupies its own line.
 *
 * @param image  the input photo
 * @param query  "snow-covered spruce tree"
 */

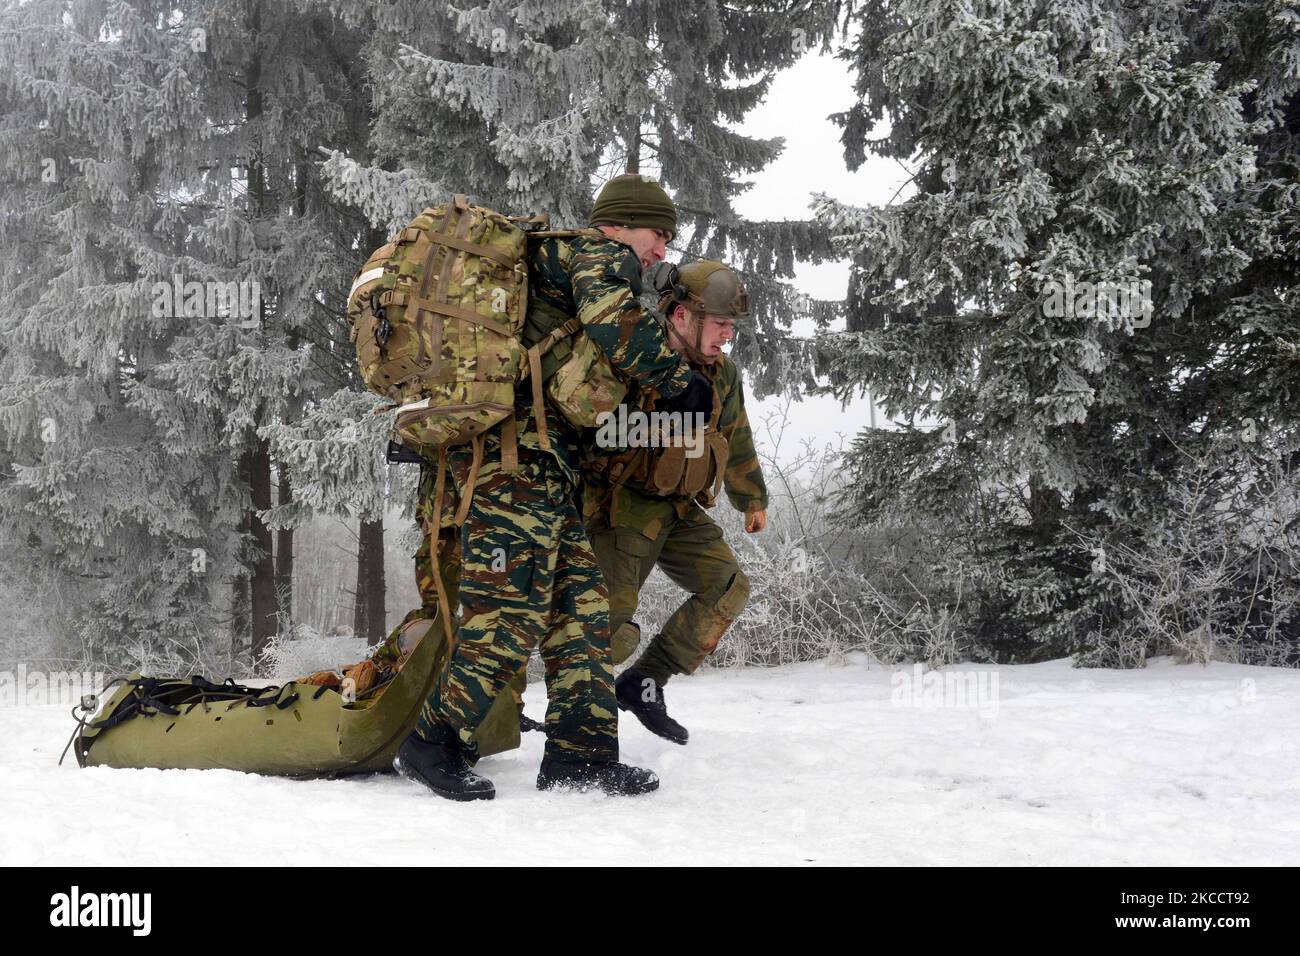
xmin=813 ymin=0 xmax=1300 ymax=663
xmin=0 ymin=0 xmax=391 ymax=669
xmin=0 ymin=0 xmax=246 ymax=671
xmin=150 ymin=0 xmax=412 ymax=654
xmin=173 ymin=0 xmax=392 ymax=656
xmin=321 ymin=0 xmax=843 ymax=395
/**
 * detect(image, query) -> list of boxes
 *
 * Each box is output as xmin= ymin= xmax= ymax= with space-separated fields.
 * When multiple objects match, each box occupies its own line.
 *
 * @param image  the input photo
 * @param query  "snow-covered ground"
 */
xmin=3 ymin=656 xmax=1298 ymax=866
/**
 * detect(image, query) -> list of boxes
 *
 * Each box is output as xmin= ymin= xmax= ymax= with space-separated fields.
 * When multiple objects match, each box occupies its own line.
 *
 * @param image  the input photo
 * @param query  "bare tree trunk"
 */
xmin=351 ymin=218 xmax=391 ymax=645
xmin=249 ymin=431 xmax=279 ymax=660
xmin=625 ymin=119 xmax=641 ymax=173
xmin=232 ymin=448 xmax=252 ymax=661
xmin=273 ymin=155 xmax=310 ymax=625
xmin=353 ymin=516 xmax=386 ymax=645
xmin=242 ymin=0 xmax=280 ymax=663
xmin=275 ymin=466 xmax=293 ymax=623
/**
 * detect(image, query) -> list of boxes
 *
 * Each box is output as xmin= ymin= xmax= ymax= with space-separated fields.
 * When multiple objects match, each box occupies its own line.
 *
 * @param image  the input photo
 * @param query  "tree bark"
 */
xmin=249 ymin=431 xmax=280 ymax=660
xmin=232 ymin=450 xmax=252 ymax=660
xmin=243 ymin=0 xmax=280 ymax=663
xmin=625 ymin=118 xmax=641 ymax=173
xmin=273 ymin=155 xmax=312 ymax=626
xmin=275 ymin=466 xmax=293 ymax=623
xmin=353 ymin=516 xmax=386 ymax=645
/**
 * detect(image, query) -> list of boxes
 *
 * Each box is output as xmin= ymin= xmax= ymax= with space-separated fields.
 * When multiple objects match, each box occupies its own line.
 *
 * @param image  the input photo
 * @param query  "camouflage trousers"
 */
xmin=416 ymin=436 xmax=618 ymax=763
xmin=587 ymin=500 xmax=750 ymax=685
xmin=373 ymin=468 xmax=527 ymax=713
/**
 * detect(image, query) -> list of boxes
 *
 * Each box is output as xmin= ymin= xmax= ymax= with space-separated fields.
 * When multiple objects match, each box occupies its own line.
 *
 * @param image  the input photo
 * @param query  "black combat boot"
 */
xmin=393 ymin=728 xmax=495 ymax=801
xmin=615 ymin=667 xmax=689 ymax=745
xmin=535 ymin=757 xmax=659 ymax=795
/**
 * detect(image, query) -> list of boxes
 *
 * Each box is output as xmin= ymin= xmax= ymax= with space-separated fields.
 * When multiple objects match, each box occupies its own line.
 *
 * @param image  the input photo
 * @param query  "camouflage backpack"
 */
xmin=347 ymin=194 xmax=625 ymax=477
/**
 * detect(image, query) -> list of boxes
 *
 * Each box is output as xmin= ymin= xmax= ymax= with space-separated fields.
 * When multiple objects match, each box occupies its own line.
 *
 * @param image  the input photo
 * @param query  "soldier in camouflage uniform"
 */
xmin=583 ymin=260 xmax=768 ymax=745
xmin=394 ymin=175 xmax=715 ymax=800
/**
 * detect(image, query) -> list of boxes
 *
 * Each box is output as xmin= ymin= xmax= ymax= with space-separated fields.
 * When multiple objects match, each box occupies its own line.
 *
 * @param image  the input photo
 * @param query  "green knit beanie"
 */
xmin=589 ymin=173 xmax=677 ymax=237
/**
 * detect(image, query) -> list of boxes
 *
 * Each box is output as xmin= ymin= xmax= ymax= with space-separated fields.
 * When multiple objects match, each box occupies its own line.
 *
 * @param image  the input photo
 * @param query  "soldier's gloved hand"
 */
xmin=658 ymin=371 xmax=713 ymax=419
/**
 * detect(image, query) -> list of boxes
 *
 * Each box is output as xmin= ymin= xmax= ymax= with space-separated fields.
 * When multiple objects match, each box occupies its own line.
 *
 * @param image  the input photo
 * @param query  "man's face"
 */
xmin=669 ymin=306 xmax=736 ymax=361
xmin=599 ymin=225 xmax=672 ymax=268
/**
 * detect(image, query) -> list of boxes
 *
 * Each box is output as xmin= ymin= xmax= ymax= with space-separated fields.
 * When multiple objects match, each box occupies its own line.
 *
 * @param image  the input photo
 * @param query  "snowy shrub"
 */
xmin=1078 ymin=449 xmax=1300 ymax=668
xmin=257 ymin=623 xmax=371 ymax=682
xmin=0 ymin=558 xmax=80 ymax=668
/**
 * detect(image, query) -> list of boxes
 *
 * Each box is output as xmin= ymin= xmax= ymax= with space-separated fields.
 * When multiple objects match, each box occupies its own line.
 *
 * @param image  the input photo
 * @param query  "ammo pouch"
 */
xmin=640 ymin=370 xmax=728 ymax=505
xmin=647 ymin=428 xmax=729 ymax=505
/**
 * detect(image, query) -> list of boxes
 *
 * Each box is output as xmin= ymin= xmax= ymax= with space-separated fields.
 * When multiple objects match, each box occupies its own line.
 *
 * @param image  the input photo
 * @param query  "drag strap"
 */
xmin=430 ymin=447 xmax=455 ymax=644
xmin=453 ymin=434 xmax=485 ymax=528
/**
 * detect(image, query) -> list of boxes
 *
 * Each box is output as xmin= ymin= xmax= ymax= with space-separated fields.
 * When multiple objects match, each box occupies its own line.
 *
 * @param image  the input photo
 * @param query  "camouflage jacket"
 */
xmin=511 ymin=233 xmax=693 ymax=483
xmin=583 ymin=354 xmax=769 ymax=539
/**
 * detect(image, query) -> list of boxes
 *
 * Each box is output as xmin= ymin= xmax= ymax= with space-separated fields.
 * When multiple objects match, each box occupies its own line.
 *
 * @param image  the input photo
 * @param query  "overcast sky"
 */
xmin=727 ymin=50 xmax=911 ymax=470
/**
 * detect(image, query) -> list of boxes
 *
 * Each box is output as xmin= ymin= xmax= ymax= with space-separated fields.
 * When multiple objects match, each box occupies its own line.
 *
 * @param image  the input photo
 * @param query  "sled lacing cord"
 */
xmin=64 ymin=676 xmax=307 ymax=768
xmin=60 ymin=706 xmax=94 ymax=769
xmin=245 ymin=685 xmax=299 ymax=709
xmin=158 ymin=675 xmax=300 ymax=711
xmin=352 ymin=670 xmax=399 ymax=702
xmin=59 ymin=675 xmax=129 ymax=769
xmin=181 ymin=676 xmax=280 ymax=714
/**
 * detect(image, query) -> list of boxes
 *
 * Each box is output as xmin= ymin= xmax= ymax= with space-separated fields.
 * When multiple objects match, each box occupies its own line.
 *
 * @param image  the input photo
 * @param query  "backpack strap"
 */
xmin=499 ymin=416 xmax=519 ymax=473
xmin=526 ymin=345 xmax=552 ymax=452
xmin=520 ymin=317 xmax=582 ymax=453
xmin=430 ymin=194 xmax=473 ymax=310
xmin=536 ymin=317 xmax=583 ymax=352
xmin=429 ymin=230 xmax=517 ymax=267
xmin=526 ymin=227 xmax=606 ymax=242
xmin=454 ymin=433 xmax=485 ymax=528
xmin=425 ymin=432 xmax=486 ymax=645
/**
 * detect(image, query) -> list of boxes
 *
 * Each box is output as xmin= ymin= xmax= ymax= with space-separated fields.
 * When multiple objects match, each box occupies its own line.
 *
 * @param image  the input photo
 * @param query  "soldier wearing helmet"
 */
xmin=581 ymin=259 xmax=769 ymax=745
xmin=661 ymin=260 xmax=749 ymax=364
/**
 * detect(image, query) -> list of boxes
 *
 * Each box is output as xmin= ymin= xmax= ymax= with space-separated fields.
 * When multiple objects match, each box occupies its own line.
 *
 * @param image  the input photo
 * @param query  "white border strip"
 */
xmin=349 ymin=267 xmax=387 ymax=300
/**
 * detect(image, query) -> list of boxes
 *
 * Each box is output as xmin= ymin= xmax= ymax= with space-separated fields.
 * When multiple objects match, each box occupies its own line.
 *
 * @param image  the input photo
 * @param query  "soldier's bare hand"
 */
xmin=745 ymin=509 xmax=767 ymax=533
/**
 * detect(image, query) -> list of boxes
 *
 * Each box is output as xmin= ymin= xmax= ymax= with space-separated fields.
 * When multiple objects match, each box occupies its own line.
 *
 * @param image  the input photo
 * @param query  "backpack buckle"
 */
xmin=370 ymin=290 xmax=392 ymax=345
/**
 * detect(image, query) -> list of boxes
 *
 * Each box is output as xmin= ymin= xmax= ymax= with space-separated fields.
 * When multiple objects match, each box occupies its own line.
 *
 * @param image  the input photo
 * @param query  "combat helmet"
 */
xmin=648 ymin=259 xmax=749 ymax=364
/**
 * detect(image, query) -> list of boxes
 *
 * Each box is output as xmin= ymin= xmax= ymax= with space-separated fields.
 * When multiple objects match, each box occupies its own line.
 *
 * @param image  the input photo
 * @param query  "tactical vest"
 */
xmin=594 ymin=369 xmax=729 ymax=511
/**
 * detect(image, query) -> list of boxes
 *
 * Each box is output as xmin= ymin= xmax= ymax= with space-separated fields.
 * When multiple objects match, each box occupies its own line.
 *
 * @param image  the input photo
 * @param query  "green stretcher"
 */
xmin=66 ymin=616 xmax=520 ymax=777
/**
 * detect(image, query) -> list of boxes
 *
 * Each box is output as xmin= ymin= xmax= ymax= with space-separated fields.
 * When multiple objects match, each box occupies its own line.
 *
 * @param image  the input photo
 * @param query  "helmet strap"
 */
xmin=668 ymin=305 xmax=716 ymax=365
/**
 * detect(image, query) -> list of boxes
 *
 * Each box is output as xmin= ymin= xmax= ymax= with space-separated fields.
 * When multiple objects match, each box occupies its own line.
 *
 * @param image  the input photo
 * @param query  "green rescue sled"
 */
xmin=67 ymin=615 xmax=521 ymax=777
